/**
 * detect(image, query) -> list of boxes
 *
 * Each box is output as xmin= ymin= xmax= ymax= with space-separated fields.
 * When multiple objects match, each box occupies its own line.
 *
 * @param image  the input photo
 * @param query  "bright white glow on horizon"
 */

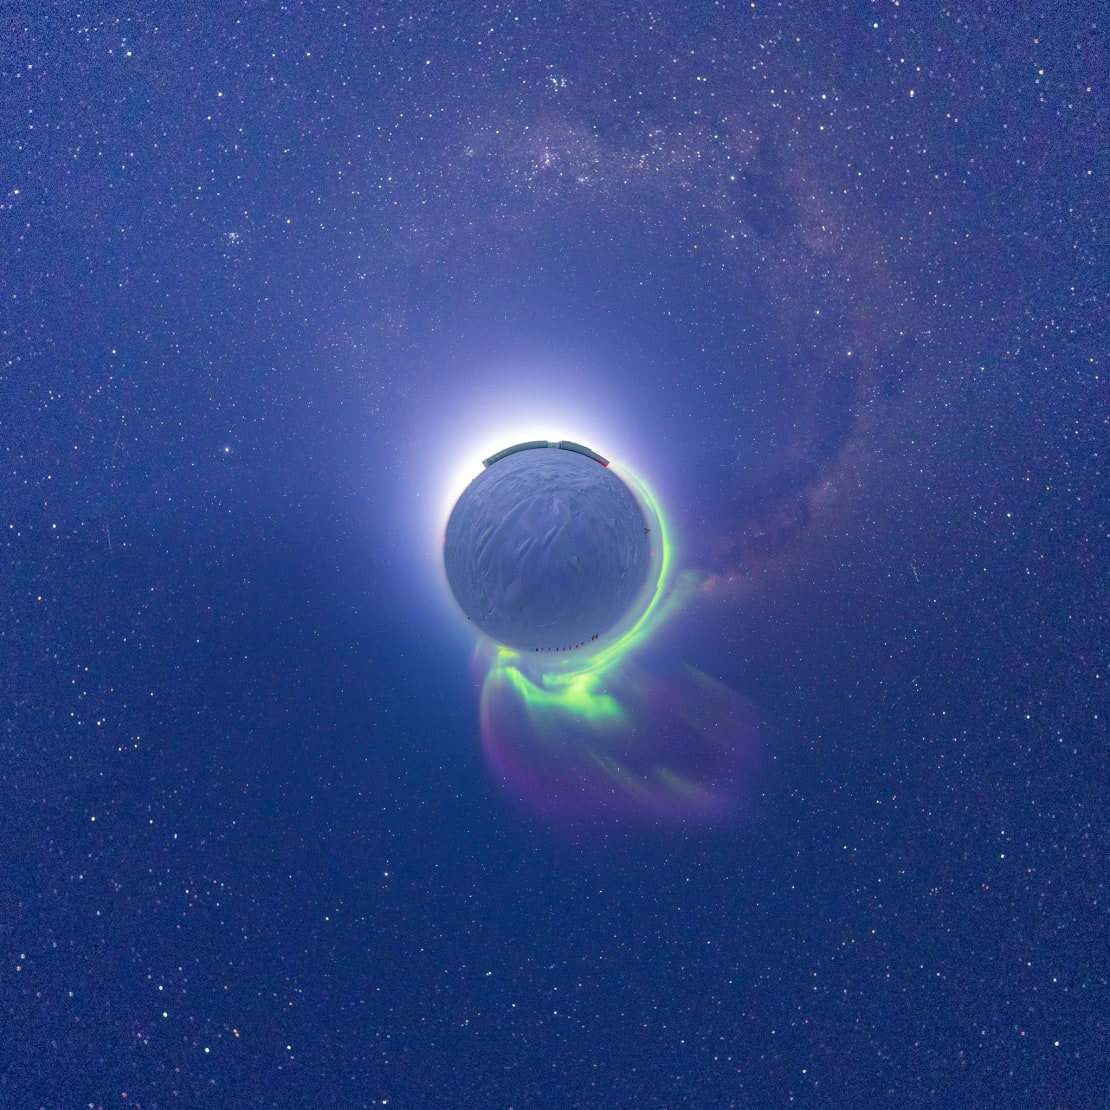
xmin=395 ymin=349 xmax=659 ymax=618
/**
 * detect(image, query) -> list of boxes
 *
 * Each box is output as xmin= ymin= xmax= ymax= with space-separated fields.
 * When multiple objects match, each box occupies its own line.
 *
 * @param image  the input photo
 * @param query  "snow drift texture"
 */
xmin=444 ymin=448 xmax=650 ymax=650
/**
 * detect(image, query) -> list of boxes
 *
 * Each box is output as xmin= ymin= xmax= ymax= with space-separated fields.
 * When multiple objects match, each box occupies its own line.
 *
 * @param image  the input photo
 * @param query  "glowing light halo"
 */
xmin=431 ymin=365 xmax=643 ymax=544
xmin=424 ymin=368 xmax=664 ymax=641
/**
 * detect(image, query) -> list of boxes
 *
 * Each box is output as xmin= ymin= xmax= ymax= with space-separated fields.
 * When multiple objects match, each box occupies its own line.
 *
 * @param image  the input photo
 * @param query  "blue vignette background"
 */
xmin=2 ymin=4 xmax=1105 ymax=1108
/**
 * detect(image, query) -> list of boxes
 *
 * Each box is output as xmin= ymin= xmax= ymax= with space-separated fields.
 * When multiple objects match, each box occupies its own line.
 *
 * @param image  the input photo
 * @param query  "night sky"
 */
xmin=3 ymin=3 xmax=1106 ymax=1107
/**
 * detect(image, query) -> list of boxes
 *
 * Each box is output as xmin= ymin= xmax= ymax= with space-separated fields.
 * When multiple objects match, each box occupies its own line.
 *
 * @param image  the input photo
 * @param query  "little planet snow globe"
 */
xmin=443 ymin=441 xmax=650 ymax=652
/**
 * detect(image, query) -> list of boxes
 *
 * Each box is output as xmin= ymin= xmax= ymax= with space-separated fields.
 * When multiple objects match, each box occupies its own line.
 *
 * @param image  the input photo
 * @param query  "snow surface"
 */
xmin=444 ymin=447 xmax=650 ymax=650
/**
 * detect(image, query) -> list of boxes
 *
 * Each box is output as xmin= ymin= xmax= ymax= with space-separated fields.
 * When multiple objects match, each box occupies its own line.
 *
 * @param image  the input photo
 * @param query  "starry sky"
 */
xmin=3 ymin=3 xmax=1106 ymax=1107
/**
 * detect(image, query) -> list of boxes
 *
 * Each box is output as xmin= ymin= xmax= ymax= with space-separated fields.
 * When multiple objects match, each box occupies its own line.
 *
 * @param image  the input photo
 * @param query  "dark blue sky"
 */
xmin=3 ymin=3 xmax=1105 ymax=1107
